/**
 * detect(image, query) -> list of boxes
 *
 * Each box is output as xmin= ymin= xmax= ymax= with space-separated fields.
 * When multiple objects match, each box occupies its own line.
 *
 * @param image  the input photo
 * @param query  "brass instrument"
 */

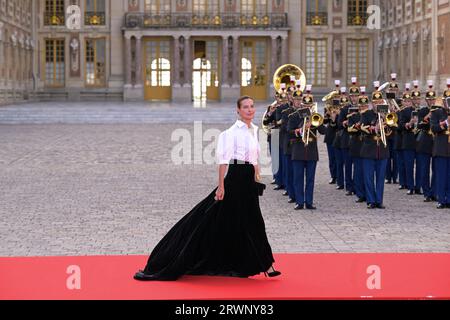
xmin=322 ymin=90 xmax=341 ymax=116
xmin=385 ymin=112 xmax=398 ymax=127
xmin=302 ymin=111 xmax=324 ymax=146
xmin=273 ymin=64 xmax=306 ymax=94
xmin=262 ymin=64 xmax=307 ymax=134
xmin=261 ymin=101 xmax=278 ymax=134
xmin=378 ymin=112 xmax=388 ymax=147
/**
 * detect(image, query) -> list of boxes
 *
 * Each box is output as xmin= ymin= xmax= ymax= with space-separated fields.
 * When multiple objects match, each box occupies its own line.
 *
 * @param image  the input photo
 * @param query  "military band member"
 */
xmin=333 ymin=87 xmax=349 ymax=190
xmin=444 ymin=78 xmax=450 ymax=107
xmin=263 ymin=91 xmax=281 ymax=184
xmin=384 ymin=78 xmax=399 ymax=184
xmin=415 ymin=82 xmax=434 ymax=203
xmin=399 ymin=83 xmax=420 ymax=195
xmin=425 ymin=81 xmax=439 ymax=201
xmin=388 ymin=74 xmax=406 ymax=189
xmin=323 ymin=80 xmax=341 ymax=184
xmin=288 ymin=85 xmax=326 ymax=210
xmin=280 ymin=88 xmax=297 ymax=202
xmin=274 ymin=84 xmax=290 ymax=191
xmin=431 ymin=85 xmax=450 ymax=209
xmin=348 ymin=87 xmax=369 ymax=203
xmin=341 ymin=77 xmax=361 ymax=196
xmin=360 ymin=100 xmax=390 ymax=209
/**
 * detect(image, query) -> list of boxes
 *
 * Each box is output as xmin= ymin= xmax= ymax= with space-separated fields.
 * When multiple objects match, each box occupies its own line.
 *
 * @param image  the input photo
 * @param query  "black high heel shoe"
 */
xmin=264 ymin=267 xmax=281 ymax=278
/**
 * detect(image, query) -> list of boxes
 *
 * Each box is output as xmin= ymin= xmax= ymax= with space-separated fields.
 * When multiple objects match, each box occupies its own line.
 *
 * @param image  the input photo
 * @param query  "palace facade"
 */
xmin=0 ymin=0 xmax=449 ymax=105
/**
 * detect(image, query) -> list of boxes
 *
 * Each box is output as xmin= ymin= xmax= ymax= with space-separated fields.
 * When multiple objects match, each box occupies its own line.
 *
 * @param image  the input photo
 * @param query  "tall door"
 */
xmin=192 ymin=40 xmax=220 ymax=102
xmin=144 ymin=39 xmax=172 ymax=101
xmin=240 ymin=39 xmax=268 ymax=100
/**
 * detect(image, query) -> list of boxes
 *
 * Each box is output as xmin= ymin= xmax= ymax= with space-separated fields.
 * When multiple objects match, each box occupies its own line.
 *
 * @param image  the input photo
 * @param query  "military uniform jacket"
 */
xmin=263 ymin=105 xmax=276 ymax=142
xmin=281 ymin=105 xmax=295 ymax=155
xmin=348 ymin=113 xmax=363 ymax=158
xmin=394 ymin=110 xmax=403 ymax=150
xmin=276 ymin=103 xmax=290 ymax=152
xmin=431 ymin=108 xmax=450 ymax=158
xmin=333 ymin=104 xmax=350 ymax=149
xmin=288 ymin=112 xmax=326 ymax=162
xmin=415 ymin=106 xmax=433 ymax=155
xmin=323 ymin=115 xmax=338 ymax=145
xmin=360 ymin=109 xmax=390 ymax=160
xmin=399 ymin=106 xmax=417 ymax=151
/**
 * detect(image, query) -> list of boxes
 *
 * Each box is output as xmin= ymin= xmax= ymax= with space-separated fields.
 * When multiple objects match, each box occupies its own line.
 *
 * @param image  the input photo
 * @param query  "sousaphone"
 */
xmin=262 ymin=64 xmax=307 ymax=134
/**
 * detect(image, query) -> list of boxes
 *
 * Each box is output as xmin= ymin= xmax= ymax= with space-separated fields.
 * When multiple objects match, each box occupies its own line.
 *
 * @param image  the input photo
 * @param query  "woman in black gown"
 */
xmin=134 ymin=96 xmax=281 ymax=281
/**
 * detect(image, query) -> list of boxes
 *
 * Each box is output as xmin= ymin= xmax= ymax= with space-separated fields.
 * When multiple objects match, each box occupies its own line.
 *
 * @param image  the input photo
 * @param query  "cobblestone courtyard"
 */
xmin=1 ymin=102 xmax=450 ymax=256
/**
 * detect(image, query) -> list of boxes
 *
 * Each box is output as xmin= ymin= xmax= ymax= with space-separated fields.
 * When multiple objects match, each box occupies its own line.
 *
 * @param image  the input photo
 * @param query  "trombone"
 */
xmin=378 ymin=112 xmax=388 ymax=148
xmin=302 ymin=105 xmax=324 ymax=146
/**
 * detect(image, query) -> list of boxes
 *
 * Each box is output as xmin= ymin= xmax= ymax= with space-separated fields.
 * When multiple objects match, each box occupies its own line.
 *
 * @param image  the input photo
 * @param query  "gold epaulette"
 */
xmin=348 ymin=126 xmax=359 ymax=133
xmin=277 ymin=120 xmax=283 ymax=125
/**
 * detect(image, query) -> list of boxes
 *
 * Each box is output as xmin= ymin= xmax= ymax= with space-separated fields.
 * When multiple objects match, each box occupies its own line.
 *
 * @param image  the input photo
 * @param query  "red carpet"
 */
xmin=1 ymin=254 xmax=449 ymax=300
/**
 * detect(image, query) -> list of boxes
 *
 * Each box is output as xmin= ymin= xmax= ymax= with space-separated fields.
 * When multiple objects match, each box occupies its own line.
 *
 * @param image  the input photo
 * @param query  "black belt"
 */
xmin=230 ymin=159 xmax=251 ymax=165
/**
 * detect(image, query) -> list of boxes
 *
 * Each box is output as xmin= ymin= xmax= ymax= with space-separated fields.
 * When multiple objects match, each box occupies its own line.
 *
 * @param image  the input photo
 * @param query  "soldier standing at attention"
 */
xmin=431 ymin=81 xmax=450 ymax=209
xmin=360 ymin=94 xmax=390 ymax=209
xmin=289 ymin=85 xmax=326 ymax=210
xmin=414 ymin=81 xmax=434 ymax=203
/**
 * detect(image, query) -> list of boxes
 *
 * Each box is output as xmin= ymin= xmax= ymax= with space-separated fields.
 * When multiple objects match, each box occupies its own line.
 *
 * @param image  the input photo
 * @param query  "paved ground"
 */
xmin=0 ymin=102 xmax=450 ymax=256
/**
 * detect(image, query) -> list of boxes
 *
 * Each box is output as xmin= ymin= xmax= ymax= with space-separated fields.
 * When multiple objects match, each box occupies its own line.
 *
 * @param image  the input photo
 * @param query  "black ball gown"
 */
xmin=135 ymin=161 xmax=275 ymax=281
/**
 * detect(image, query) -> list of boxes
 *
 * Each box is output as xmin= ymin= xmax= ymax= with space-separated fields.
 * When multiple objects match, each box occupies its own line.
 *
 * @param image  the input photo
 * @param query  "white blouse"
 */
xmin=216 ymin=120 xmax=261 ymax=165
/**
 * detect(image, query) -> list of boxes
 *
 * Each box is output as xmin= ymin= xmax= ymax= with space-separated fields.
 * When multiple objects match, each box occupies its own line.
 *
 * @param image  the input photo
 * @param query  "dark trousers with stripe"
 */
xmin=353 ymin=157 xmax=365 ymax=199
xmin=431 ymin=158 xmax=437 ymax=198
xmin=335 ymin=147 xmax=345 ymax=188
xmin=275 ymin=146 xmax=284 ymax=187
xmin=342 ymin=149 xmax=354 ymax=192
xmin=385 ymin=141 xmax=398 ymax=182
xmin=282 ymin=153 xmax=295 ymax=200
xmin=363 ymin=159 xmax=388 ymax=205
xmin=403 ymin=149 xmax=416 ymax=191
xmin=292 ymin=160 xmax=317 ymax=206
xmin=434 ymin=157 xmax=450 ymax=205
xmin=326 ymin=143 xmax=337 ymax=180
xmin=416 ymin=153 xmax=432 ymax=197
xmin=397 ymin=150 xmax=406 ymax=187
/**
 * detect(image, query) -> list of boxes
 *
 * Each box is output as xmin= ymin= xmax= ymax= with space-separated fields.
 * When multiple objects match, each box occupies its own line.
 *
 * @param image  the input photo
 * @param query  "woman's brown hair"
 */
xmin=236 ymin=96 xmax=254 ymax=109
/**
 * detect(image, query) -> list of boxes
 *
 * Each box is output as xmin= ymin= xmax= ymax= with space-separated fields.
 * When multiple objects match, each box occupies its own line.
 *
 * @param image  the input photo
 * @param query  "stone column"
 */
xmin=183 ymin=36 xmax=191 ymax=87
xmin=135 ymin=35 xmax=143 ymax=87
xmin=232 ymin=36 xmax=239 ymax=87
xmin=0 ymin=22 xmax=4 ymax=84
xmin=221 ymin=36 xmax=229 ymax=87
xmin=271 ymin=35 xmax=278 ymax=79
xmin=124 ymin=35 xmax=132 ymax=87
xmin=281 ymin=35 xmax=289 ymax=65
xmin=430 ymin=3 xmax=438 ymax=77
xmin=173 ymin=35 xmax=180 ymax=87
